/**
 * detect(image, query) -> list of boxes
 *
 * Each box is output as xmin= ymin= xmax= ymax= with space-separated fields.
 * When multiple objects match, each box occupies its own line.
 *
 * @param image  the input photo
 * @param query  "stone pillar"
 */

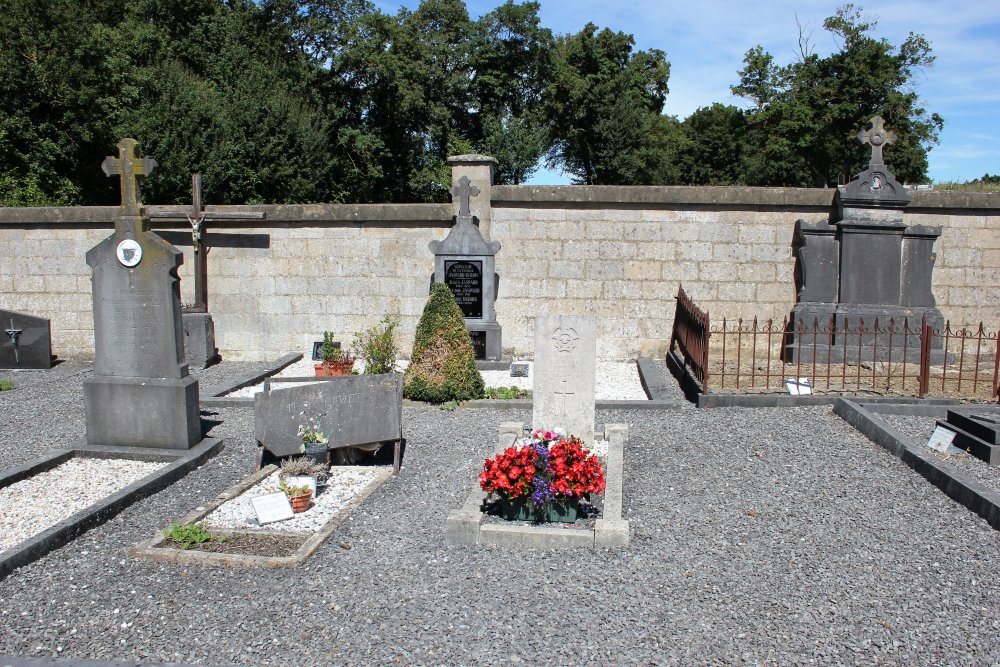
xmin=447 ymin=154 xmax=496 ymax=239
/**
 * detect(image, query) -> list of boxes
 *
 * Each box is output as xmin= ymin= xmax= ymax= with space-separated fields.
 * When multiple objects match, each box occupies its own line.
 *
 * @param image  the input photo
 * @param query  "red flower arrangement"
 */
xmin=479 ymin=430 xmax=605 ymax=508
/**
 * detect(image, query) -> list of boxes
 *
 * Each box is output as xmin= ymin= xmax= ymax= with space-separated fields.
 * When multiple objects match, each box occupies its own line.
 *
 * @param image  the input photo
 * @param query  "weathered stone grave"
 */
xmin=83 ymin=138 xmax=201 ymax=448
xmin=254 ymin=373 xmax=405 ymax=472
xmin=787 ymin=116 xmax=946 ymax=361
xmin=1 ymin=308 xmax=52 ymax=369
xmin=532 ymin=315 xmax=597 ymax=444
xmin=430 ymin=175 xmax=502 ymax=360
xmin=149 ymin=173 xmax=266 ymax=368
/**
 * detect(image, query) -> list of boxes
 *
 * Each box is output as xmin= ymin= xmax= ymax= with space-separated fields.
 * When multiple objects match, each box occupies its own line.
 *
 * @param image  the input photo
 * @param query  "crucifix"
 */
xmin=4 ymin=319 xmax=21 ymax=365
xmin=101 ymin=138 xmax=158 ymax=220
xmin=857 ymin=116 xmax=897 ymax=166
xmin=149 ymin=174 xmax=265 ymax=312
xmin=450 ymin=175 xmax=480 ymax=218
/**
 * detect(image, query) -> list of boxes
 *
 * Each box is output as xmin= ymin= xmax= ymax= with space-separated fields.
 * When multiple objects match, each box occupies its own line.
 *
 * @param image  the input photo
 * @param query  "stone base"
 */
xmin=84 ymin=375 xmax=201 ymax=449
xmin=785 ymin=303 xmax=945 ymax=363
xmin=467 ymin=321 xmax=502 ymax=361
xmin=182 ymin=311 xmax=219 ymax=368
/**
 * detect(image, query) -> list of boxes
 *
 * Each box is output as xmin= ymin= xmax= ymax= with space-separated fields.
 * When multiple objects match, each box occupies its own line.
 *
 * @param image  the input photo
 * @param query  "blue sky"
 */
xmin=378 ymin=0 xmax=1000 ymax=185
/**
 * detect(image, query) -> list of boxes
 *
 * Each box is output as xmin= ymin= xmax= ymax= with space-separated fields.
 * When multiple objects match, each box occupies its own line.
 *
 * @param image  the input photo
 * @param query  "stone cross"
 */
xmin=149 ymin=173 xmax=264 ymax=312
xmin=101 ymin=138 xmax=158 ymax=218
xmin=4 ymin=318 xmax=21 ymax=364
xmin=450 ymin=175 xmax=480 ymax=218
xmin=553 ymin=379 xmax=575 ymax=414
xmin=857 ymin=116 xmax=897 ymax=166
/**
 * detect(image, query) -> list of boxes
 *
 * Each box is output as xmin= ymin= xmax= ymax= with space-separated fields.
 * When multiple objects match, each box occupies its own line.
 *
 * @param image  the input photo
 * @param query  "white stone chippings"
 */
xmin=201 ymin=468 xmax=380 ymax=533
xmin=227 ymin=357 xmax=648 ymax=401
xmin=0 ymin=458 xmax=166 ymax=553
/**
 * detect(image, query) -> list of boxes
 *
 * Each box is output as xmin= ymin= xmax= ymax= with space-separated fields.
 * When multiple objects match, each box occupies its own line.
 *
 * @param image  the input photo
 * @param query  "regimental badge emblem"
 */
xmin=116 ymin=239 xmax=142 ymax=267
xmin=551 ymin=326 xmax=578 ymax=353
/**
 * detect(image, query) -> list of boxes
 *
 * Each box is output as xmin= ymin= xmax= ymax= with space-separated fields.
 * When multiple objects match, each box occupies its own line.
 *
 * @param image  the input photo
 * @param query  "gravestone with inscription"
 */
xmin=532 ymin=316 xmax=596 ymax=445
xmin=429 ymin=176 xmax=502 ymax=360
xmin=254 ymin=373 xmax=404 ymax=472
xmin=1 ymin=308 xmax=53 ymax=369
xmin=83 ymin=138 xmax=201 ymax=449
xmin=786 ymin=116 xmax=946 ymax=362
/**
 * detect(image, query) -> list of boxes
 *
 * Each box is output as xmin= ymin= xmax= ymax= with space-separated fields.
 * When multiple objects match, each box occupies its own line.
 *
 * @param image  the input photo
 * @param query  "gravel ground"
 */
xmin=879 ymin=412 xmax=1000 ymax=495
xmin=1 ymin=360 xmax=1000 ymax=665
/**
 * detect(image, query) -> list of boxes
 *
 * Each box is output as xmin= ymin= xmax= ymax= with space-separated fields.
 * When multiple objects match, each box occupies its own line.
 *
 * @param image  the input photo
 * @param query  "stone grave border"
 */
xmin=0 ymin=438 xmax=223 ymax=580
xmin=202 ymin=353 xmax=685 ymax=411
xmin=201 ymin=352 xmax=301 ymax=408
xmin=446 ymin=422 xmax=630 ymax=549
xmin=129 ymin=464 xmax=393 ymax=569
xmin=834 ymin=398 xmax=1000 ymax=530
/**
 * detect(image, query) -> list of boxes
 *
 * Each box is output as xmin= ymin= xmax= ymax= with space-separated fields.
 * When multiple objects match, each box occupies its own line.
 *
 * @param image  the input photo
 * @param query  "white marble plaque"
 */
xmin=926 ymin=425 xmax=961 ymax=454
xmin=532 ymin=315 xmax=596 ymax=444
xmin=250 ymin=491 xmax=294 ymax=524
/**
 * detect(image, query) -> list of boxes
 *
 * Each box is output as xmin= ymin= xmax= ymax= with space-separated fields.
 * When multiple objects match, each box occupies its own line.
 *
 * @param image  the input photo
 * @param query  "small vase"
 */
xmin=289 ymin=490 xmax=313 ymax=513
xmin=500 ymin=497 xmax=579 ymax=523
xmin=303 ymin=442 xmax=328 ymax=465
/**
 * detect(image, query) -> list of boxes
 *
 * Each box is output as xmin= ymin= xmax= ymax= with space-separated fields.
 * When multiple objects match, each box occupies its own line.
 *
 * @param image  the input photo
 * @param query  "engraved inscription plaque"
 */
xmin=444 ymin=260 xmax=483 ymax=318
xmin=469 ymin=330 xmax=486 ymax=360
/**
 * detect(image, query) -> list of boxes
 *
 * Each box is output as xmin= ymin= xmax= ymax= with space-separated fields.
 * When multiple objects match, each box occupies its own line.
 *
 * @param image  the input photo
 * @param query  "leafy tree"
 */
xmin=731 ymin=4 xmax=942 ymax=186
xmin=545 ymin=24 xmax=670 ymax=184
xmin=674 ymin=104 xmax=749 ymax=185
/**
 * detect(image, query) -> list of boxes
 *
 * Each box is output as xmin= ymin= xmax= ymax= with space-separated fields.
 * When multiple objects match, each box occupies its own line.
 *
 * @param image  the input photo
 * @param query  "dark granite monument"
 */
xmin=430 ymin=176 xmax=503 ymax=360
xmin=1 ymin=309 xmax=53 ymax=369
xmin=83 ymin=138 xmax=201 ymax=448
xmin=149 ymin=174 xmax=265 ymax=368
xmin=786 ymin=116 xmax=945 ymax=361
xmin=935 ymin=406 xmax=1000 ymax=465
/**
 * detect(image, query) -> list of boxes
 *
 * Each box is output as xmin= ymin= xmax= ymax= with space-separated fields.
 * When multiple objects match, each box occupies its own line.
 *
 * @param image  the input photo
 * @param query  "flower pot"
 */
xmin=500 ymin=497 xmax=579 ymax=523
xmin=315 ymin=360 xmax=354 ymax=377
xmin=289 ymin=489 xmax=313 ymax=513
xmin=303 ymin=442 xmax=328 ymax=465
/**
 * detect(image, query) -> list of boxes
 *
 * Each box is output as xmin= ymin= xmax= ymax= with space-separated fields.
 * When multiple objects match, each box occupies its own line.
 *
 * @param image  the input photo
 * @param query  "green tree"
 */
xmin=545 ymin=24 xmax=670 ymax=184
xmin=731 ymin=4 xmax=942 ymax=186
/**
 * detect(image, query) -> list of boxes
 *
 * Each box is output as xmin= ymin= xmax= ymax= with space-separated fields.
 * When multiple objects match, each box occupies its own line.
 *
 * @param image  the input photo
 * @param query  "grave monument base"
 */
xmin=182 ymin=311 xmax=219 ymax=368
xmin=83 ymin=375 xmax=201 ymax=449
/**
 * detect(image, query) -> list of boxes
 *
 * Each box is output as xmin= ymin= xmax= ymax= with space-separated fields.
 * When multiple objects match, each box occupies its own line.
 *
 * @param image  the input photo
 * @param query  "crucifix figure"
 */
xmin=101 ymin=138 xmax=158 ymax=218
xmin=450 ymin=175 xmax=480 ymax=218
xmin=857 ymin=116 xmax=897 ymax=166
xmin=4 ymin=319 xmax=21 ymax=365
xmin=149 ymin=174 xmax=264 ymax=312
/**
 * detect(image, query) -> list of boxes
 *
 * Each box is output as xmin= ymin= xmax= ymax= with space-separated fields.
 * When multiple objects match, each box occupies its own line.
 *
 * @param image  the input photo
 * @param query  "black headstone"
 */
xmin=0 ymin=309 xmax=53 ymax=369
xmin=468 ymin=330 xmax=486 ymax=360
xmin=444 ymin=260 xmax=483 ymax=319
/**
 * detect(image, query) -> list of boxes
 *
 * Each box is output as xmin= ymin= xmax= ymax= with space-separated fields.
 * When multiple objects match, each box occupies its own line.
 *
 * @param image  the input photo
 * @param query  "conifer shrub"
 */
xmin=403 ymin=284 xmax=484 ymax=403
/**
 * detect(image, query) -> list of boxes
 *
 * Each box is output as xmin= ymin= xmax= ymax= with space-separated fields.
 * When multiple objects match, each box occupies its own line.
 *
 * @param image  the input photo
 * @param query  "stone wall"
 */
xmin=0 ymin=185 xmax=996 ymax=362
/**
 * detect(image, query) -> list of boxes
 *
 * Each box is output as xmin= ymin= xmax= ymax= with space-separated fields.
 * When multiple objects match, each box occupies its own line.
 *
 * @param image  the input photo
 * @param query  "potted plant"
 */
xmin=315 ymin=332 xmax=356 ymax=376
xmin=479 ymin=428 xmax=606 ymax=523
xmin=279 ymin=456 xmax=329 ymax=495
xmin=279 ymin=479 xmax=313 ymax=513
xmin=297 ymin=420 xmax=329 ymax=465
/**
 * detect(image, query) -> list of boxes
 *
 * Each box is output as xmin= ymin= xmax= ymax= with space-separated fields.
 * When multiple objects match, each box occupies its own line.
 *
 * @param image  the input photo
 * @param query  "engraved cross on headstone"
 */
xmin=857 ymin=116 xmax=897 ymax=166
xmin=4 ymin=318 xmax=21 ymax=364
xmin=553 ymin=379 xmax=575 ymax=415
xmin=101 ymin=138 xmax=158 ymax=218
xmin=450 ymin=175 xmax=480 ymax=218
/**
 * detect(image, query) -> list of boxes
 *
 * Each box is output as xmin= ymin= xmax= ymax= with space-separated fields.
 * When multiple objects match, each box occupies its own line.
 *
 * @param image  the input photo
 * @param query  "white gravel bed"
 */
xmin=225 ymin=357 xmax=648 ymax=400
xmin=0 ymin=457 xmax=166 ymax=552
xmin=201 ymin=467 xmax=381 ymax=533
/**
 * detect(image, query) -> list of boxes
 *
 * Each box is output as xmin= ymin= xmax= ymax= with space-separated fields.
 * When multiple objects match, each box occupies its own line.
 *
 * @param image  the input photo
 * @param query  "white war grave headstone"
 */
xmin=532 ymin=316 xmax=596 ymax=445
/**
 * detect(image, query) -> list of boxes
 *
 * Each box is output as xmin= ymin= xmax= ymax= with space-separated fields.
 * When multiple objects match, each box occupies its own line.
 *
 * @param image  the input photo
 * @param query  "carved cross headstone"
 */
xmin=857 ymin=116 xmax=897 ymax=166
xmin=101 ymin=138 xmax=158 ymax=219
xmin=450 ymin=175 xmax=480 ymax=218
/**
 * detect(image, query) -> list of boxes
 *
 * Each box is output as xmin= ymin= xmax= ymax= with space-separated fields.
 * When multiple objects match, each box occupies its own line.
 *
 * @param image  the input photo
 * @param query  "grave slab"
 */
xmin=532 ymin=316 xmax=597 ymax=444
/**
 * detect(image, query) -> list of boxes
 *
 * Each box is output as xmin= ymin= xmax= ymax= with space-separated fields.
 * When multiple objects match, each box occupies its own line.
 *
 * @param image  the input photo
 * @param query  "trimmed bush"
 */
xmin=404 ymin=284 xmax=484 ymax=403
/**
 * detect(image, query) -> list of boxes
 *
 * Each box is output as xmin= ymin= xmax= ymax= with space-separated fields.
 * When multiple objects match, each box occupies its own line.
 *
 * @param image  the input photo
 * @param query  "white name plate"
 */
xmin=250 ymin=491 xmax=294 ymax=524
xmin=926 ymin=425 xmax=961 ymax=454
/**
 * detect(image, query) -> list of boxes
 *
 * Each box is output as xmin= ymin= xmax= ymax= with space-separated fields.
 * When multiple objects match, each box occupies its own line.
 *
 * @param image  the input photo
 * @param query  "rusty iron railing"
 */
xmin=668 ymin=285 xmax=710 ymax=391
xmin=670 ymin=290 xmax=1000 ymax=401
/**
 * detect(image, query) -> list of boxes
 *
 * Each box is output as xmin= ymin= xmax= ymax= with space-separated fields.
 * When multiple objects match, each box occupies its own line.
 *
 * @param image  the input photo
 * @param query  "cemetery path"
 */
xmin=0 ymin=362 xmax=999 ymax=666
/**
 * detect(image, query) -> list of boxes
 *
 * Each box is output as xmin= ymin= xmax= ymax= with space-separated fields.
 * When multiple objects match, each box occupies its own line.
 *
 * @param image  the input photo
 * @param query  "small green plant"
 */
xmin=279 ymin=456 xmax=329 ymax=482
xmin=0 ymin=380 xmax=14 ymax=391
xmin=278 ymin=479 xmax=312 ymax=499
xmin=321 ymin=331 xmax=344 ymax=363
xmin=484 ymin=386 xmax=529 ymax=399
xmin=166 ymin=522 xmax=221 ymax=550
xmin=353 ymin=315 xmax=400 ymax=374
xmin=439 ymin=400 xmax=460 ymax=411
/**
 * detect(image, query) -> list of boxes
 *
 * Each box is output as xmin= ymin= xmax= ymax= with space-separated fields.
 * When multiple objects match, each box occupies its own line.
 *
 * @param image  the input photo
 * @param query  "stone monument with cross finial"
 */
xmin=786 ymin=116 xmax=946 ymax=362
xmin=532 ymin=316 xmax=596 ymax=445
xmin=429 ymin=171 xmax=503 ymax=360
xmin=83 ymin=138 xmax=202 ymax=448
xmin=148 ymin=173 xmax=265 ymax=367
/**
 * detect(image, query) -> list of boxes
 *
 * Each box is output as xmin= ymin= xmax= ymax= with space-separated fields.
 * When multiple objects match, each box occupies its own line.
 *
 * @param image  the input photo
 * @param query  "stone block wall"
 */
xmin=0 ymin=186 xmax=996 ymax=362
